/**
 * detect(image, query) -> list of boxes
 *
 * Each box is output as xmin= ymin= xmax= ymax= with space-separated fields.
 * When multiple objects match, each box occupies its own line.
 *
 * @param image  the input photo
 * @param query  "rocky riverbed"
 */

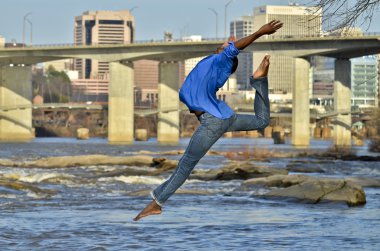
xmin=0 ymin=138 xmax=379 ymax=250
xmin=1 ymin=149 xmax=378 ymax=207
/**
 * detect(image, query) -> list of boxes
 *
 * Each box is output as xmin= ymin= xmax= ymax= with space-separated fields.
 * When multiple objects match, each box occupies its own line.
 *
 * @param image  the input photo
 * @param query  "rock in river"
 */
xmin=242 ymin=174 xmax=310 ymax=188
xmin=0 ymin=155 xmax=178 ymax=169
xmin=191 ymin=161 xmax=288 ymax=181
xmin=262 ymin=178 xmax=366 ymax=206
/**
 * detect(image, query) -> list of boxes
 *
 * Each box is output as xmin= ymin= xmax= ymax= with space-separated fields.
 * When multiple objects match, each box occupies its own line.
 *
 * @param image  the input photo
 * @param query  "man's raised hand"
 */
xmin=258 ymin=20 xmax=283 ymax=36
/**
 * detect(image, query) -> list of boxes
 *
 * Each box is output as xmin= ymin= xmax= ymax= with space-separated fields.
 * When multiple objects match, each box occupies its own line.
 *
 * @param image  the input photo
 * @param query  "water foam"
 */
xmin=112 ymin=175 xmax=165 ymax=185
xmin=3 ymin=171 xmax=74 ymax=184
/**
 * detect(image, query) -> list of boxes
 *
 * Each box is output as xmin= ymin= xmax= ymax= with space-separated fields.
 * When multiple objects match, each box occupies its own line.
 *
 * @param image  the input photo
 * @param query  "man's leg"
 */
xmin=228 ymin=55 xmax=270 ymax=132
xmin=133 ymin=113 xmax=230 ymax=221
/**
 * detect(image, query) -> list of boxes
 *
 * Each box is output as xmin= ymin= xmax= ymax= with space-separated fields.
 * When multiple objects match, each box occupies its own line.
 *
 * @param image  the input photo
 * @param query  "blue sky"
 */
xmin=1 ymin=0 xmax=379 ymax=45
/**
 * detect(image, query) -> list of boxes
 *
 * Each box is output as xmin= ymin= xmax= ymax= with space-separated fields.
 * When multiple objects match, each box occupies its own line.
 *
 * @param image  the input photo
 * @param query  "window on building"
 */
xmin=99 ymin=20 xmax=124 ymax=25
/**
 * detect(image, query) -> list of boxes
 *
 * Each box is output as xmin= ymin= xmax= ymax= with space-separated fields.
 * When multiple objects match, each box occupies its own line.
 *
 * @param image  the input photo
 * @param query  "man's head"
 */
xmin=215 ymin=36 xmax=236 ymax=54
xmin=215 ymin=36 xmax=238 ymax=73
xmin=215 ymin=41 xmax=229 ymax=54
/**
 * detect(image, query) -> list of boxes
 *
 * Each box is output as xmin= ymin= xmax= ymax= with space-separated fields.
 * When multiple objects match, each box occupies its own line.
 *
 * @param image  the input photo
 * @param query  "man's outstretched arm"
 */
xmin=234 ymin=20 xmax=283 ymax=51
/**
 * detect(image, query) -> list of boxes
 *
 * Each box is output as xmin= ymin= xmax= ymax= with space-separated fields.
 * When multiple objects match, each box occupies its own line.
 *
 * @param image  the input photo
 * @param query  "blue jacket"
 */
xmin=179 ymin=42 xmax=240 ymax=119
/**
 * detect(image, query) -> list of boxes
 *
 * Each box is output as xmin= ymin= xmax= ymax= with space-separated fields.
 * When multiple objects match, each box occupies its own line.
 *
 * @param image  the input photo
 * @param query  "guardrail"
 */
xmin=0 ymin=103 xmax=104 ymax=111
xmin=0 ymin=102 xmax=364 ymax=120
xmin=3 ymin=32 xmax=380 ymax=50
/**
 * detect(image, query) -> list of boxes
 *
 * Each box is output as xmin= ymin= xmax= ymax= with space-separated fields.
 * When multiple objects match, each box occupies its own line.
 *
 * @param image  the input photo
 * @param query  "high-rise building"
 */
xmin=351 ymin=55 xmax=378 ymax=107
xmin=253 ymin=5 xmax=322 ymax=94
xmin=230 ymin=16 xmax=254 ymax=90
xmin=74 ymin=10 xmax=134 ymax=79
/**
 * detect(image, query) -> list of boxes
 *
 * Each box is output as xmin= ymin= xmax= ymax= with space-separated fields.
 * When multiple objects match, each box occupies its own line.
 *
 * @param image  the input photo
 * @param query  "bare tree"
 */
xmin=309 ymin=0 xmax=380 ymax=31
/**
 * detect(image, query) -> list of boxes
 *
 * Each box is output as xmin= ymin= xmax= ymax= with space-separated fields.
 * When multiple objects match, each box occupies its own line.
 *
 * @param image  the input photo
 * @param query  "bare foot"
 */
xmin=133 ymin=200 xmax=162 ymax=221
xmin=253 ymin=55 xmax=270 ymax=79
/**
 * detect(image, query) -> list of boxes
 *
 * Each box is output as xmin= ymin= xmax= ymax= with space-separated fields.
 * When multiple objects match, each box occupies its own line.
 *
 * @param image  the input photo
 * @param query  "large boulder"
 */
xmin=242 ymin=174 xmax=310 ymax=188
xmin=263 ymin=178 xmax=366 ymax=206
xmin=29 ymin=155 xmax=154 ymax=168
xmin=17 ymin=155 xmax=176 ymax=169
xmin=191 ymin=161 xmax=287 ymax=181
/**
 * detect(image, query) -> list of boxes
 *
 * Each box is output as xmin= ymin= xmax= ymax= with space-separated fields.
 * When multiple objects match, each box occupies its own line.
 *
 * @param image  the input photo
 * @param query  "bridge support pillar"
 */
xmin=108 ymin=61 xmax=134 ymax=144
xmin=0 ymin=66 xmax=33 ymax=141
xmin=158 ymin=61 xmax=179 ymax=144
xmin=334 ymin=59 xmax=352 ymax=147
xmin=292 ymin=58 xmax=310 ymax=147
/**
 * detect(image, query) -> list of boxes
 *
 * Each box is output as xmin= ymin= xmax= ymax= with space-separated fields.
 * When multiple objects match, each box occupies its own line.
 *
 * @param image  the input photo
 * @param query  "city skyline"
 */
xmin=1 ymin=0 xmax=380 ymax=45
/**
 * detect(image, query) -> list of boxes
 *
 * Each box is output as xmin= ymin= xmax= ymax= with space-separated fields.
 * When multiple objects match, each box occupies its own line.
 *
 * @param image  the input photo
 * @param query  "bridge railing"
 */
xmin=3 ymin=32 xmax=380 ymax=49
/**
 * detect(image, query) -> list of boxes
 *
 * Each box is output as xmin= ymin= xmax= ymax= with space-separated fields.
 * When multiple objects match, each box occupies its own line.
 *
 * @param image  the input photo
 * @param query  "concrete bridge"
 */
xmin=1 ymin=35 xmax=380 ymax=146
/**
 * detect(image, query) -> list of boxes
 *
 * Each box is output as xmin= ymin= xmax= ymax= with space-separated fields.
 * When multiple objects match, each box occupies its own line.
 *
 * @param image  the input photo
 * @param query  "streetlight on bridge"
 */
xmin=224 ymin=0 xmax=233 ymax=39
xmin=25 ymin=18 xmax=33 ymax=46
xmin=22 ymin=12 xmax=32 ymax=47
xmin=208 ymin=8 xmax=218 ymax=40
xmin=130 ymin=6 xmax=139 ymax=13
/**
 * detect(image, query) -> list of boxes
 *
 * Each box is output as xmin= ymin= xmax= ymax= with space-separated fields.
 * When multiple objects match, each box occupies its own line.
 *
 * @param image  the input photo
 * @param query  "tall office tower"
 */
xmin=253 ymin=5 xmax=322 ymax=94
xmin=74 ymin=10 xmax=134 ymax=79
xmin=230 ymin=16 xmax=254 ymax=90
xmin=351 ymin=55 xmax=378 ymax=107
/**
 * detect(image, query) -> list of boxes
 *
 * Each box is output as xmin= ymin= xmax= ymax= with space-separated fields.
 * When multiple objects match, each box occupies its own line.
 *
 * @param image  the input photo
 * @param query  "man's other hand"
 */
xmin=257 ymin=20 xmax=283 ymax=36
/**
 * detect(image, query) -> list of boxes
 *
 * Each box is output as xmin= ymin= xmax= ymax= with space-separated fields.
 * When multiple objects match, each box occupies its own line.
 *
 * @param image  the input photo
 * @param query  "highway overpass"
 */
xmin=1 ymin=34 xmax=380 ymax=146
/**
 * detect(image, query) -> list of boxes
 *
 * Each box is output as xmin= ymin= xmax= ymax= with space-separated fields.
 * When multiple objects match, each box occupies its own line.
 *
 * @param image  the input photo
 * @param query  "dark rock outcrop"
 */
xmin=286 ymin=164 xmax=325 ymax=173
xmin=191 ymin=161 xmax=287 ymax=181
xmin=262 ymin=178 xmax=366 ymax=206
xmin=242 ymin=174 xmax=310 ymax=188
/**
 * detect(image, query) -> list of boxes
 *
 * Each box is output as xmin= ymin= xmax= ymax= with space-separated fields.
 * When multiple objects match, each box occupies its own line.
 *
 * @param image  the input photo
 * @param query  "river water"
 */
xmin=0 ymin=138 xmax=379 ymax=250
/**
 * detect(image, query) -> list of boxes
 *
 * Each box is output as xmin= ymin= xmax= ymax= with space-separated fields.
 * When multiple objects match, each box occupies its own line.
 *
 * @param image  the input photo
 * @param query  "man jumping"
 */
xmin=134 ymin=20 xmax=283 ymax=221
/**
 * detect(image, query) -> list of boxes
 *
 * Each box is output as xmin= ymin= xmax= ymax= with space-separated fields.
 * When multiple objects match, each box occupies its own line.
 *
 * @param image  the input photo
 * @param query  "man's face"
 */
xmin=215 ymin=41 xmax=229 ymax=54
xmin=215 ymin=36 xmax=236 ymax=54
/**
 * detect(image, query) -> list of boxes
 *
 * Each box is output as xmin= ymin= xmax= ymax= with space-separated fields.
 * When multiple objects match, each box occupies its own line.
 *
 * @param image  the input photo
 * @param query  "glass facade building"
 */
xmin=351 ymin=55 xmax=379 ymax=107
xmin=230 ymin=16 xmax=254 ymax=90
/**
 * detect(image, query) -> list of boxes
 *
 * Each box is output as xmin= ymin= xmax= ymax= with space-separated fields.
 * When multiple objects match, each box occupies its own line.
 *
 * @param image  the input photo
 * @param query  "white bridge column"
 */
xmin=0 ymin=66 xmax=33 ymax=141
xmin=158 ymin=61 xmax=179 ymax=144
xmin=334 ymin=59 xmax=352 ymax=147
xmin=292 ymin=58 xmax=310 ymax=147
xmin=108 ymin=61 xmax=134 ymax=144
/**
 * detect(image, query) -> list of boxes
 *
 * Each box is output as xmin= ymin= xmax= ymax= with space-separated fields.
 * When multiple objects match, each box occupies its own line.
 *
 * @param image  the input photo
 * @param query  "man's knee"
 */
xmin=258 ymin=116 xmax=270 ymax=129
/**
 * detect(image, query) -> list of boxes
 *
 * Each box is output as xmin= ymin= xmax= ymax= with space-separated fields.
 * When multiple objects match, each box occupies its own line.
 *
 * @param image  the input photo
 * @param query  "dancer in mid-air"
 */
xmin=134 ymin=20 xmax=283 ymax=221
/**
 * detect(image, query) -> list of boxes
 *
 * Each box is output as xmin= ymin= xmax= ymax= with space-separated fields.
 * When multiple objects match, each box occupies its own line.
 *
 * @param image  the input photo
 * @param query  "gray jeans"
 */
xmin=151 ymin=76 xmax=270 ymax=206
